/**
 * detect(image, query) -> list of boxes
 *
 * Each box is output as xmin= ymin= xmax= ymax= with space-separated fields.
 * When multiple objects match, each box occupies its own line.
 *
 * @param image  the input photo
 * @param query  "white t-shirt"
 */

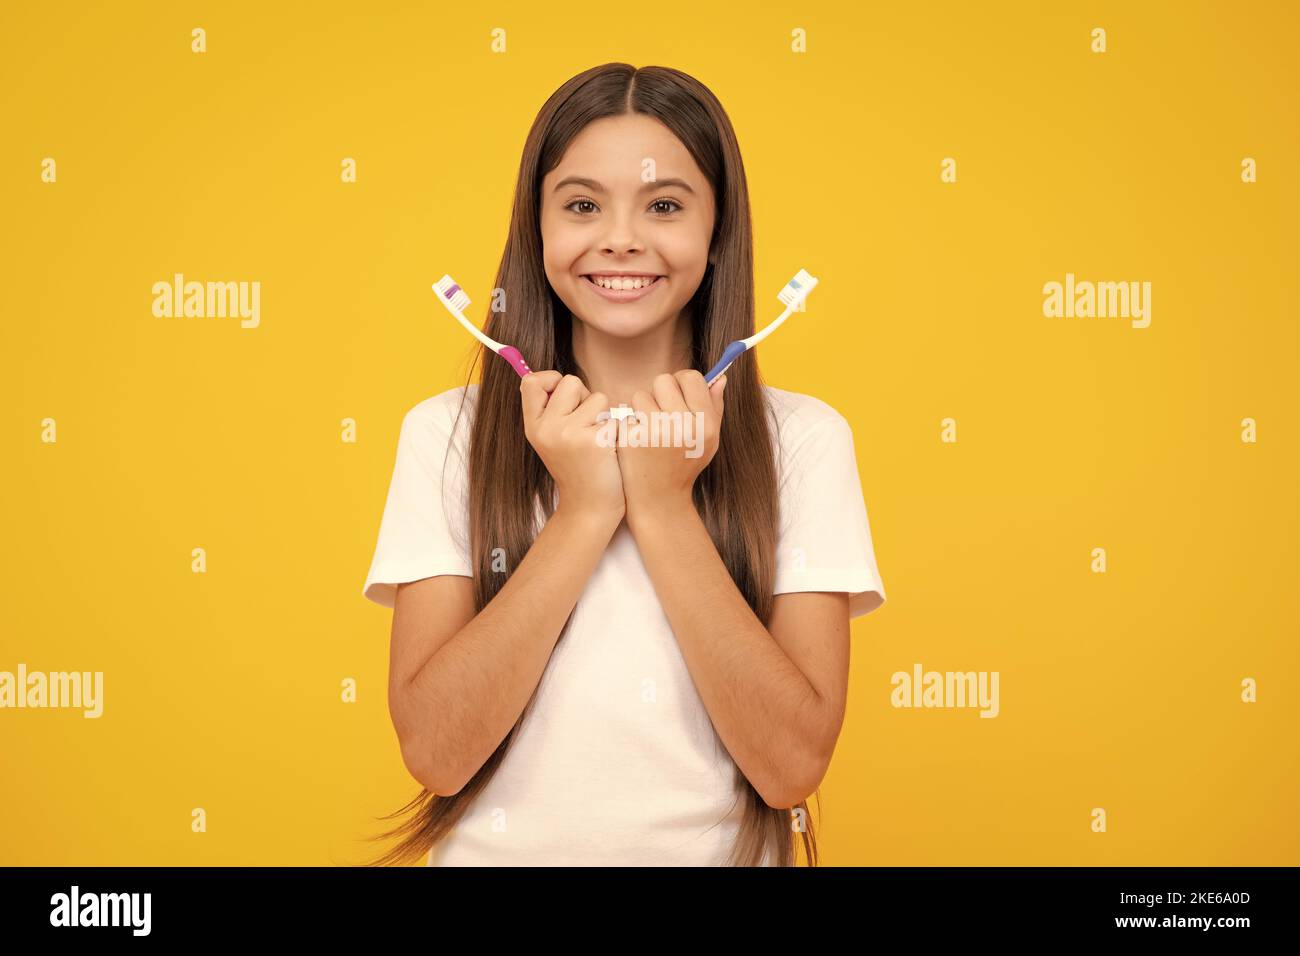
xmin=363 ymin=383 xmax=886 ymax=866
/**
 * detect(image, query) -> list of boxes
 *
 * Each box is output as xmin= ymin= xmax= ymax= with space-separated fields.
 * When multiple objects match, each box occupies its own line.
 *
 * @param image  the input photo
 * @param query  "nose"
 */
xmin=597 ymin=206 xmax=644 ymax=256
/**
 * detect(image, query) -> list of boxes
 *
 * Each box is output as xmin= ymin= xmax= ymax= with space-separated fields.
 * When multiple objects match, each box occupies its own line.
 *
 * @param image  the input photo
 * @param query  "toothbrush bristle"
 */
xmin=434 ymin=274 xmax=472 ymax=313
xmin=777 ymin=268 xmax=819 ymax=309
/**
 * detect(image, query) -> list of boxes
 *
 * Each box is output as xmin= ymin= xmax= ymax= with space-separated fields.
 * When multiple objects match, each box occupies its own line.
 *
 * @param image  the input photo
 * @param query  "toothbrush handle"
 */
xmin=509 ymin=348 xmax=556 ymax=410
xmin=497 ymin=345 xmax=533 ymax=378
xmin=704 ymin=340 xmax=747 ymax=385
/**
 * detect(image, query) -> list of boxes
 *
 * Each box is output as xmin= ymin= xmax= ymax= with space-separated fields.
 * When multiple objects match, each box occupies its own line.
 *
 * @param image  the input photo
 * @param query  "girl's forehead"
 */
xmin=551 ymin=116 xmax=696 ymax=174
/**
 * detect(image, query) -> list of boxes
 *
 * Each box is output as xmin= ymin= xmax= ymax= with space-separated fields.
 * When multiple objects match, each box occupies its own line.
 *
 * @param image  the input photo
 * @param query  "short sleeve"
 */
xmin=362 ymin=398 xmax=473 ymax=609
xmin=773 ymin=415 xmax=886 ymax=620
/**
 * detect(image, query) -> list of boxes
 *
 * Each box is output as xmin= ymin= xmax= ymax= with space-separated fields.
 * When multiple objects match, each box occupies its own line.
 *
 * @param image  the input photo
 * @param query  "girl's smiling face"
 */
xmin=540 ymin=113 xmax=716 ymax=342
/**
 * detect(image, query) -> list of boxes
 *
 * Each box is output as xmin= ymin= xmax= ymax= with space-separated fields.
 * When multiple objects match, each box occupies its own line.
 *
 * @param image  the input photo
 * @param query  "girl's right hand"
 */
xmin=520 ymin=371 xmax=625 ymax=522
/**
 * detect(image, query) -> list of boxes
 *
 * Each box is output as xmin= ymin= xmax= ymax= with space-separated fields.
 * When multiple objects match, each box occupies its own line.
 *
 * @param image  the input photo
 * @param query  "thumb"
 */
xmin=710 ymin=374 xmax=727 ymax=416
xmin=520 ymin=370 xmax=562 ymax=421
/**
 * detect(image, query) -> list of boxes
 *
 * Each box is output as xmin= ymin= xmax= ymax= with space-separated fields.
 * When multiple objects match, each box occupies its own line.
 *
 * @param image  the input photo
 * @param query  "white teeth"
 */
xmin=589 ymin=275 xmax=657 ymax=290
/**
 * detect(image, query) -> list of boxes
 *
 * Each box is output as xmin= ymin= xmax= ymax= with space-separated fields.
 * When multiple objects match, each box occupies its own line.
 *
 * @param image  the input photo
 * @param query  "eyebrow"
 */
xmin=552 ymin=175 xmax=696 ymax=196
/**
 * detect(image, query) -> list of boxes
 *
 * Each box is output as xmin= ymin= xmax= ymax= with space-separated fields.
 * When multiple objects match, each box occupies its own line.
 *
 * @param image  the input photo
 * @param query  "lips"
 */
xmin=581 ymin=274 xmax=665 ymax=302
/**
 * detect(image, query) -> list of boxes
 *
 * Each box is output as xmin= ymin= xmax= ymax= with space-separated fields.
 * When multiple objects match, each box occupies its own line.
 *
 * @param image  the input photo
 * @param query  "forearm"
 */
xmin=627 ymin=501 xmax=827 ymax=807
xmin=405 ymin=506 xmax=619 ymax=794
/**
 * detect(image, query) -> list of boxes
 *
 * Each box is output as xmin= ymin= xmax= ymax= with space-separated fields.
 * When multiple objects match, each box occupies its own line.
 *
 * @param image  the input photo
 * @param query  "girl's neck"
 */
xmin=570 ymin=311 xmax=695 ymax=407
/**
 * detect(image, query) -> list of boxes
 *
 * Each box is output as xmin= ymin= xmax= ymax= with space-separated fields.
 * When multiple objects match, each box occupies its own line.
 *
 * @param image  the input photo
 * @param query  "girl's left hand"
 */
xmin=616 ymin=369 xmax=727 ymax=522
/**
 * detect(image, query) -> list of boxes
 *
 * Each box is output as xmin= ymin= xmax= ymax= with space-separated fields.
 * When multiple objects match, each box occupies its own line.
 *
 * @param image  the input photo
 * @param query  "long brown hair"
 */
xmin=364 ymin=63 xmax=819 ymax=867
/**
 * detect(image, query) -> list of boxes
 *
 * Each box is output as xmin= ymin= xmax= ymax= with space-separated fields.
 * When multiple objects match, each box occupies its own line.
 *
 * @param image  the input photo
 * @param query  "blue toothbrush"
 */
xmin=704 ymin=268 xmax=820 ymax=384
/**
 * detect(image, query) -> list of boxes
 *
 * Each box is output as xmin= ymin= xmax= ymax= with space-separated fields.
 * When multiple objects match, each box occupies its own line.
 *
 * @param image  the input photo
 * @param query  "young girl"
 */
xmin=361 ymin=63 xmax=885 ymax=867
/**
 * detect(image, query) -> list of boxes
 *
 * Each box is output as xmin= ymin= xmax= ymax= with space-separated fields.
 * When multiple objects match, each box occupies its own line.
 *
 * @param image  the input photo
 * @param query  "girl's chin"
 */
xmin=570 ymin=312 xmax=672 ymax=339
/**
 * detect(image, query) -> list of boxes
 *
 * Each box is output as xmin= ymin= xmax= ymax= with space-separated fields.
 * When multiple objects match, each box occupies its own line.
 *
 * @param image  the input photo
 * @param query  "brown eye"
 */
xmin=651 ymin=199 xmax=683 ymax=215
xmin=564 ymin=199 xmax=597 ymax=215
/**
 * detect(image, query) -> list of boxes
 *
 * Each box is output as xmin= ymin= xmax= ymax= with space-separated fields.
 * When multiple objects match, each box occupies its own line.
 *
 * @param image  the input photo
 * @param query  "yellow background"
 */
xmin=2 ymin=1 xmax=1296 ymax=865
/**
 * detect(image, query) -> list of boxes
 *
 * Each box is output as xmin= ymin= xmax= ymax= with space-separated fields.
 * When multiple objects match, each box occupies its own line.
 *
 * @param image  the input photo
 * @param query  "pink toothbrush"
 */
xmin=432 ymin=274 xmax=533 ymax=377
